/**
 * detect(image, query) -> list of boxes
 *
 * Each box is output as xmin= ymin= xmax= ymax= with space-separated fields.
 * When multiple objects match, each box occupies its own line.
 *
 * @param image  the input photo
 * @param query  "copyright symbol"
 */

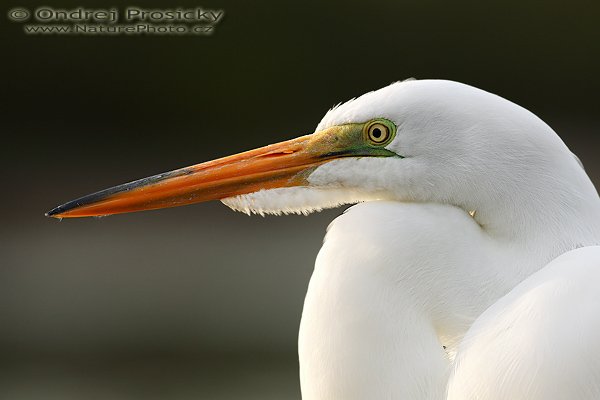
xmin=8 ymin=8 xmax=30 ymax=21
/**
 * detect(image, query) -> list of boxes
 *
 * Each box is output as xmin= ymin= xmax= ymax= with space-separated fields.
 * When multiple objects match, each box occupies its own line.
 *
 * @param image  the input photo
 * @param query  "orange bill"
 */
xmin=46 ymin=121 xmax=399 ymax=218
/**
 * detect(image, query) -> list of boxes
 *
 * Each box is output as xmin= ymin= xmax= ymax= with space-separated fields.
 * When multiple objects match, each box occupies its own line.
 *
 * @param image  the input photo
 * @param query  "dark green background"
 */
xmin=2 ymin=1 xmax=599 ymax=398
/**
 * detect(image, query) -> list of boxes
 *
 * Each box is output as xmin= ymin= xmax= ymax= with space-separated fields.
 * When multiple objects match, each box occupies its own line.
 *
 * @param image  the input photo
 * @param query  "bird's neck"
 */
xmin=298 ymin=185 xmax=600 ymax=399
xmin=454 ymin=163 xmax=600 ymax=265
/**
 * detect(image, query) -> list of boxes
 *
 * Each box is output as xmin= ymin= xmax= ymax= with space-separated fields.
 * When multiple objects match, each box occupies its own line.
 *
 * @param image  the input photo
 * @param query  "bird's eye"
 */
xmin=365 ymin=119 xmax=395 ymax=146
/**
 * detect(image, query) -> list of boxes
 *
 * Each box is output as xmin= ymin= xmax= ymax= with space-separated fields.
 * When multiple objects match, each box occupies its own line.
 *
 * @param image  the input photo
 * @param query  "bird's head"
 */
xmin=47 ymin=79 xmax=589 ymax=223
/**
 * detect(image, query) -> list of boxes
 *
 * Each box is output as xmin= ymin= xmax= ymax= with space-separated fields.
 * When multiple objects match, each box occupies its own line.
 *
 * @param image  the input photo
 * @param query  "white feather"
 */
xmin=228 ymin=79 xmax=600 ymax=399
xmin=221 ymin=187 xmax=380 ymax=216
xmin=448 ymin=246 xmax=600 ymax=400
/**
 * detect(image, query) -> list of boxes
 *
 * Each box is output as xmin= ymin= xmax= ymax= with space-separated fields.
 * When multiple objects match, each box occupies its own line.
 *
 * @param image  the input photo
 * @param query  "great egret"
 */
xmin=47 ymin=80 xmax=600 ymax=399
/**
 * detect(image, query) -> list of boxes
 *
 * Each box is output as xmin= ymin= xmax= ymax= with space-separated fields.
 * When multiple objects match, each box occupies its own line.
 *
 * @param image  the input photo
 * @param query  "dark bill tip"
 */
xmin=44 ymin=169 xmax=188 ymax=219
xmin=45 ymin=190 xmax=111 ymax=219
xmin=45 ymin=208 xmax=59 ymax=218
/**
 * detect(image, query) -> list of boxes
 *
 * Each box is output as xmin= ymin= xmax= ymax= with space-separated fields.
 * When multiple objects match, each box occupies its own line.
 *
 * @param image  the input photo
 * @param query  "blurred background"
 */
xmin=1 ymin=0 xmax=599 ymax=398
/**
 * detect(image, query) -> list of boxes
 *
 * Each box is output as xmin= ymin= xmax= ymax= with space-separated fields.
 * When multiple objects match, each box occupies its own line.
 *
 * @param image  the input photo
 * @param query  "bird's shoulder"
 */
xmin=448 ymin=246 xmax=600 ymax=400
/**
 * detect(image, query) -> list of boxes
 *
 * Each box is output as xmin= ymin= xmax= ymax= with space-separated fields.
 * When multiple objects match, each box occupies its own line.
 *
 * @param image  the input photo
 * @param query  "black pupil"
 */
xmin=372 ymin=127 xmax=382 ymax=139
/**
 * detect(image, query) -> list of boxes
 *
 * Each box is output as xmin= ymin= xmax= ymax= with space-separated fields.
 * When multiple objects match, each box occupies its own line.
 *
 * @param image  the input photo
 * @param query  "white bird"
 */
xmin=47 ymin=79 xmax=600 ymax=399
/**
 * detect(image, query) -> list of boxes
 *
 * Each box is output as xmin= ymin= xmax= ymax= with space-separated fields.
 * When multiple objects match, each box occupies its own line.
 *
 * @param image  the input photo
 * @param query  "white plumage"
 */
xmin=448 ymin=246 xmax=600 ymax=399
xmin=225 ymin=80 xmax=600 ymax=399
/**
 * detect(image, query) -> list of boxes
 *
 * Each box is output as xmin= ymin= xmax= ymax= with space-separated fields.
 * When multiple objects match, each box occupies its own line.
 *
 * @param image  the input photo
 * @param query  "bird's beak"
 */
xmin=46 ymin=124 xmax=396 ymax=218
